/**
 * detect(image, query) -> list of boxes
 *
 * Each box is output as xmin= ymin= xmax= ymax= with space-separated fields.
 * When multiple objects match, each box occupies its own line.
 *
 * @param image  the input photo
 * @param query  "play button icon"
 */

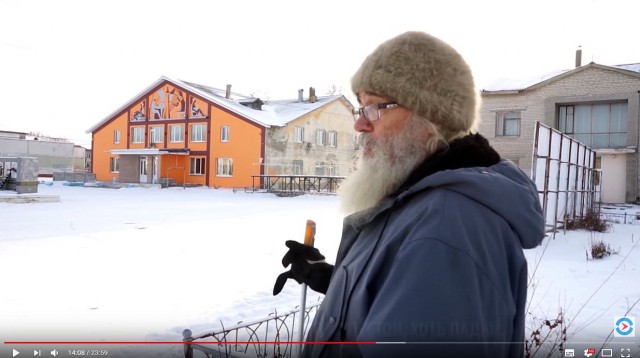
xmin=13 ymin=349 xmax=20 ymax=357
xmin=614 ymin=316 xmax=635 ymax=337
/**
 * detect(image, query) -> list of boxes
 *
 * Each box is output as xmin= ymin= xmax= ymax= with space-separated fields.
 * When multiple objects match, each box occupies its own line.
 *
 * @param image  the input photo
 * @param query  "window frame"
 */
xmin=170 ymin=124 xmax=184 ymax=143
xmin=294 ymin=126 xmax=304 ymax=143
xmin=557 ymin=102 xmax=628 ymax=148
xmin=131 ymin=127 xmax=144 ymax=143
xmin=189 ymin=157 xmax=206 ymax=176
xmin=316 ymin=129 xmax=326 ymax=146
xmin=221 ymin=125 xmax=230 ymax=142
xmin=113 ymin=130 xmax=120 ymax=144
xmin=216 ymin=157 xmax=233 ymax=177
xmin=292 ymin=159 xmax=303 ymax=175
xmin=327 ymin=131 xmax=337 ymax=147
xmin=109 ymin=157 xmax=119 ymax=173
xmin=190 ymin=124 xmax=206 ymax=142
xmin=150 ymin=125 xmax=164 ymax=144
xmin=495 ymin=111 xmax=521 ymax=137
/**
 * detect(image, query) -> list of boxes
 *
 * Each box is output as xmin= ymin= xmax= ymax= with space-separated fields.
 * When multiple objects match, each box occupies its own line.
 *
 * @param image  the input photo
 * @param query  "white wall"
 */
xmin=0 ymin=138 xmax=74 ymax=174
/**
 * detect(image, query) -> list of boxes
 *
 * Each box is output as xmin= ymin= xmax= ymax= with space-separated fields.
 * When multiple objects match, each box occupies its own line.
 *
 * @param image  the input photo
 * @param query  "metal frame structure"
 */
xmin=531 ymin=122 xmax=599 ymax=232
xmin=251 ymin=175 xmax=345 ymax=194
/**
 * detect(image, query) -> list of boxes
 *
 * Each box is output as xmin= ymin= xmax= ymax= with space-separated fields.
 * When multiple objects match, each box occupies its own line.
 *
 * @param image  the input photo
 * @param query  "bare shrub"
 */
xmin=525 ymin=310 xmax=567 ymax=358
xmin=587 ymin=238 xmax=619 ymax=260
xmin=565 ymin=210 xmax=610 ymax=232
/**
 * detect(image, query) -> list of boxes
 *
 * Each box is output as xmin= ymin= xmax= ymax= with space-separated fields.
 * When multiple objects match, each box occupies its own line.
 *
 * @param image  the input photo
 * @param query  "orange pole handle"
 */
xmin=304 ymin=219 xmax=316 ymax=247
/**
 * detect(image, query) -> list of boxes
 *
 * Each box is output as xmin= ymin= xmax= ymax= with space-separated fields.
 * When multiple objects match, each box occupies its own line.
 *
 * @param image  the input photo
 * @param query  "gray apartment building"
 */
xmin=478 ymin=59 xmax=640 ymax=204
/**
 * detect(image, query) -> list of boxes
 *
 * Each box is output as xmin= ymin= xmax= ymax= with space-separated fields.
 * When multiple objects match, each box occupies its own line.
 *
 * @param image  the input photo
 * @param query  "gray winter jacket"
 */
xmin=302 ymin=156 xmax=545 ymax=358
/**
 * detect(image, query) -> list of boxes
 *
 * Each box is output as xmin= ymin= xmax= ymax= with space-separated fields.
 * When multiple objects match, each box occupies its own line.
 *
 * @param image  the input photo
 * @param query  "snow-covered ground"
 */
xmin=1 ymin=182 xmax=638 ymax=357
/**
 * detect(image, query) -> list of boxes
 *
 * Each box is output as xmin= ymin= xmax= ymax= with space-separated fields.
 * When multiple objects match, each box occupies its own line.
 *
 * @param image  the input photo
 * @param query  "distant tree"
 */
xmin=249 ymin=89 xmax=269 ymax=101
xmin=326 ymin=84 xmax=344 ymax=95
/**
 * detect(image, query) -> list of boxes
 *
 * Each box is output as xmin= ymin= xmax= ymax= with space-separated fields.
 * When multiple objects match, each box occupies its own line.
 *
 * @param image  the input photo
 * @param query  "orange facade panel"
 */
xmin=92 ymin=112 xmax=128 ymax=182
xmin=208 ymin=107 xmax=263 ymax=188
xmin=159 ymin=154 xmax=187 ymax=185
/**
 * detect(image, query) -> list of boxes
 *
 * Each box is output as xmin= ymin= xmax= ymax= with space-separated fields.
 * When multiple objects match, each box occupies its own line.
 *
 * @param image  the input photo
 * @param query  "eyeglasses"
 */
xmin=352 ymin=102 xmax=399 ymax=122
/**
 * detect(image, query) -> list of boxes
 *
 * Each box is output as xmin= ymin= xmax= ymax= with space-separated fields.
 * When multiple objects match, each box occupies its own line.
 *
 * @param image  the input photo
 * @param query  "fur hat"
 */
xmin=351 ymin=31 xmax=479 ymax=140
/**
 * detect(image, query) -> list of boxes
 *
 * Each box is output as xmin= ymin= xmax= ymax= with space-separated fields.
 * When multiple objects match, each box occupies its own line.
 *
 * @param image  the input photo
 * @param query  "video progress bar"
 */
xmin=8 ymin=341 xmax=634 ymax=345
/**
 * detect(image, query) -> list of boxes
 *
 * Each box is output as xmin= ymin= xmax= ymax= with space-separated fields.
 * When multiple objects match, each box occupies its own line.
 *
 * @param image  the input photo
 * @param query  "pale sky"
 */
xmin=1 ymin=0 xmax=639 ymax=148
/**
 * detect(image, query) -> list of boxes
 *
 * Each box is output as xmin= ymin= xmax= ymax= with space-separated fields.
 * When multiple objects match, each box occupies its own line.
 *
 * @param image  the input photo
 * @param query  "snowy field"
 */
xmin=1 ymin=182 xmax=638 ymax=357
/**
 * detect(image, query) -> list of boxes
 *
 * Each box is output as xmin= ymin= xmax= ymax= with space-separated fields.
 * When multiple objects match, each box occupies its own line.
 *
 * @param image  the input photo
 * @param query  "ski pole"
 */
xmin=297 ymin=219 xmax=316 ymax=356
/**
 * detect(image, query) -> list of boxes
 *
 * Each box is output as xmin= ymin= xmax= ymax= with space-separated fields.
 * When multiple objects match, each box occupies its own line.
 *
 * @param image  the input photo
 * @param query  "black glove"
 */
xmin=273 ymin=240 xmax=334 ymax=295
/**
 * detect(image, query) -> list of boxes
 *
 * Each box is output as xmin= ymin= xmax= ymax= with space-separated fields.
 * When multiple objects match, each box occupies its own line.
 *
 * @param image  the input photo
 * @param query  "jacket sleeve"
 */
xmin=356 ymin=237 xmax=519 ymax=358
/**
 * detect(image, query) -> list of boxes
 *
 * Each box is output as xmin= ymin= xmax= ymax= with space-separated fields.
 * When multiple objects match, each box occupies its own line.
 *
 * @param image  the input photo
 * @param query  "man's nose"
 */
xmin=353 ymin=115 xmax=373 ymax=133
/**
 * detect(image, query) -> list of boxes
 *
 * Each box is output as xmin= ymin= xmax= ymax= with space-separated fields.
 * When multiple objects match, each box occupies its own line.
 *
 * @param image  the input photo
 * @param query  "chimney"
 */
xmin=298 ymin=89 xmax=304 ymax=102
xmin=309 ymin=87 xmax=317 ymax=103
xmin=575 ymin=46 xmax=582 ymax=68
xmin=225 ymin=84 xmax=232 ymax=99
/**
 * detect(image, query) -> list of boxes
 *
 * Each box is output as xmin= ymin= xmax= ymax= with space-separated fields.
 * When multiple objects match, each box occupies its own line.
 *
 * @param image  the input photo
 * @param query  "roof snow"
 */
xmin=480 ymin=62 xmax=640 ymax=92
xmin=86 ymin=76 xmax=346 ymax=133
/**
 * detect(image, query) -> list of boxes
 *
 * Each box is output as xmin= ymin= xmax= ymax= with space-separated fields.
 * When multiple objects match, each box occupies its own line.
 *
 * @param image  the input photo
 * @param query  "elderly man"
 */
xmin=274 ymin=31 xmax=545 ymax=358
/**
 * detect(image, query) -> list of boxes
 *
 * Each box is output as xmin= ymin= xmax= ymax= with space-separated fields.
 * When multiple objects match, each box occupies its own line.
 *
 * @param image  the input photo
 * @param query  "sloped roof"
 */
xmin=86 ymin=76 xmax=348 ymax=133
xmin=178 ymin=80 xmax=251 ymax=101
xmin=481 ymin=62 xmax=640 ymax=93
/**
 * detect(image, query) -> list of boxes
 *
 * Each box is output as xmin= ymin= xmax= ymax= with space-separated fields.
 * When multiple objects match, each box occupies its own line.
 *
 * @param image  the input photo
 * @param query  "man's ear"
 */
xmin=421 ymin=120 xmax=440 ymax=140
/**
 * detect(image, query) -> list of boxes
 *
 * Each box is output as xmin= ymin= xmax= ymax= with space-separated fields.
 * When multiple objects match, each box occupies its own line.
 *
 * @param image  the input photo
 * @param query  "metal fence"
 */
xmin=183 ymin=301 xmax=321 ymax=358
xmin=600 ymin=212 xmax=640 ymax=224
xmin=599 ymin=203 xmax=640 ymax=225
xmin=52 ymin=171 xmax=96 ymax=182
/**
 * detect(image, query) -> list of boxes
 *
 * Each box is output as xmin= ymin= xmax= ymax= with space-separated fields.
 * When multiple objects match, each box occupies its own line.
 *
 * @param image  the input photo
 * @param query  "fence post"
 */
xmin=183 ymin=329 xmax=194 ymax=358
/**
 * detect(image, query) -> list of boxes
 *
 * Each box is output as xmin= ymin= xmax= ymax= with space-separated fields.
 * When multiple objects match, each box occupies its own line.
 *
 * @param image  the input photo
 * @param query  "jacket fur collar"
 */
xmin=394 ymin=133 xmax=501 ymax=195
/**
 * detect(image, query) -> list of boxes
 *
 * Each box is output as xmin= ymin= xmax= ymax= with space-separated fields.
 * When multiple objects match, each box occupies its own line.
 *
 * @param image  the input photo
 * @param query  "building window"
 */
xmin=170 ymin=124 xmax=183 ymax=143
xmin=217 ymin=158 xmax=233 ymax=176
xmin=594 ymin=156 xmax=601 ymax=186
xmin=150 ymin=126 xmax=164 ymax=144
xmin=326 ymin=162 xmax=337 ymax=175
xmin=221 ymin=125 xmax=229 ymax=142
xmin=113 ymin=130 xmax=120 ymax=144
xmin=316 ymin=130 xmax=326 ymax=146
xmin=191 ymin=124 xmax=206 ymax=142
xmin=327 ymin=131 xmax=337 ymax=147
xmin=109 ymin=157 xmax=119 ymax=173
xmin=495 ymin=111 xmax=521 ymax=136
xmin=558 ymin=103 xmax=627 ymax=148
xmin=132 ymin=127 xmax=144 ymax=143
xmin=189 ymin=157 xmax=206 ymax=175
xmin=294 ymin=126 xmax=304 ymax=143
xmin=292 ymin=159 xmax=303 ymax=175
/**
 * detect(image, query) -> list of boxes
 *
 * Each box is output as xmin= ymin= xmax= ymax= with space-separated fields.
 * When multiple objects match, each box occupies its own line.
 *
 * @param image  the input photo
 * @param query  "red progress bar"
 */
xmin=5 ymin=341 xmax=377 ymax=345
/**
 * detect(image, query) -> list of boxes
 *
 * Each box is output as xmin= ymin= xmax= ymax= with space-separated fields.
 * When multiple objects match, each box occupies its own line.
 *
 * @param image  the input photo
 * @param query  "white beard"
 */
xmin=338 ymin=118 xmax=430 ymax=217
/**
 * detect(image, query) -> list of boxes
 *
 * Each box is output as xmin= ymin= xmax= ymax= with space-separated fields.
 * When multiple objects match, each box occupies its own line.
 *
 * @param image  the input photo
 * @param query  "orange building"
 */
xmin=86 ymin=77 xmax=356 ymax=189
